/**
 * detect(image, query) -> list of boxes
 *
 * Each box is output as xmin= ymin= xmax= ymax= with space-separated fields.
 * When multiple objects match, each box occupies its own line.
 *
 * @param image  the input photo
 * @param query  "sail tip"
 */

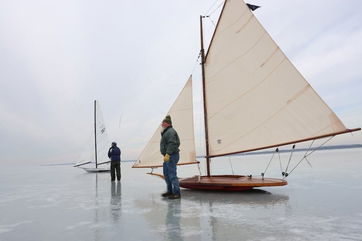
xmin=246 ymin=3 xmax=260 ymax=11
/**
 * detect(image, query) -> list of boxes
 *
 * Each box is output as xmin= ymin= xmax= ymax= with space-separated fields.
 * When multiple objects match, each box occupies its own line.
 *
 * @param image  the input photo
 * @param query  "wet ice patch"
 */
xmin=181 ymin=228 xmax=203 ymax=237
xmin=0 ymin=227 xmax=12 ymax=234
xmin=260 ymin=237 xmax=279 ymax=241
xmin=66 ymin=221 xmax=92 ymax=230
xmin=0 ymin=221 xmax=33 ymax=234
xmin=89 ymin=222 xmax=111 ymax=229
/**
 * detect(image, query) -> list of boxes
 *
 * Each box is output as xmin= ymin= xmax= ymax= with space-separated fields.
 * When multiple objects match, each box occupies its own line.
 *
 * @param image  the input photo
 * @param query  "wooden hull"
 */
xmin=179 ymin=175 xmax=287 ymax=191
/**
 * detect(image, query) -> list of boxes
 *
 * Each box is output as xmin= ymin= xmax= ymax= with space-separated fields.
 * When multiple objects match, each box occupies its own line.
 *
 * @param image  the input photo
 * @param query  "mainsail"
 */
xmin=75 ymin=100 xmax=110 ymax=167
xmin=133 ymin=76 xmax=197 ymax=168
xmin=204 ymin=0 xmax=352 ymax=157
xmin=94 ymin=100 xmax=111 ymax=165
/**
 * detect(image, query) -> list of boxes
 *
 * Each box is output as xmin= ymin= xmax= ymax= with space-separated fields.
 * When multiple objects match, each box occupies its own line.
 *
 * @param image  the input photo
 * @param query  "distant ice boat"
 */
xmin=133 ymin=0 xmax=360 ymax=191
xmin=74 ymin=100 xmax=110 ymax=173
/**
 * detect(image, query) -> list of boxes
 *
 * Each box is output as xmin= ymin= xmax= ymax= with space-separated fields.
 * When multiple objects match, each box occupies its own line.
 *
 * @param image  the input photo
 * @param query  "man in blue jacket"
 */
xmin=160 ymin=115 xmax=181 ymax=199
xmin=108 ymin=142 xmax=121 ymax=181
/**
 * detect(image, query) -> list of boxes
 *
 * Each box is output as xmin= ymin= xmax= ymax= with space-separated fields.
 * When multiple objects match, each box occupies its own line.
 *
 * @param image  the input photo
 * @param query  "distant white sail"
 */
xmin=204 ymin=0 xmax=347 ymax=157
xmin=133 ymin=76 xmax=197 ymax=168
xmin=75 ymin=100 xmax=110 ymax=168
xmin=95 ymin=101 xmax=111 ymax=164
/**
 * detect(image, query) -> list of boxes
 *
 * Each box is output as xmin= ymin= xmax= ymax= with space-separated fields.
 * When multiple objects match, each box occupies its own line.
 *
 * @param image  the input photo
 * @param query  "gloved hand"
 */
xmin=163 ymin=154 xmax=170 ymax=162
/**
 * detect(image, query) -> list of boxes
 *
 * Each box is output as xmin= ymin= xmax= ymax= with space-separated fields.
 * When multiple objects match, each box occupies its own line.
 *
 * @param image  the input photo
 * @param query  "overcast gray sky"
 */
xmin=1 ymin=0 xmax=361 ymax=164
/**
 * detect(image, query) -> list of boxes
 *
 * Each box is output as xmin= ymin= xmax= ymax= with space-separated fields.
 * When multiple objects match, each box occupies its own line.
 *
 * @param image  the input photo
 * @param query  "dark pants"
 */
xmin=111 ymin=162 xmax=121 ymax=181
xmin=163 ymin=153 xmax=180 ymax=195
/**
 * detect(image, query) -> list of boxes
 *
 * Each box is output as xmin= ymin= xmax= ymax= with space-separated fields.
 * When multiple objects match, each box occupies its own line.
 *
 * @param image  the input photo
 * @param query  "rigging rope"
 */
xmin=197 ymin=162 xmax=202 ymax=181
xmin=261 ymin=148 xmax=277 ymax=179
xmin=286 ymin=136 xmax=335 ymax=177
xmin=206 ymin=16 xmax=217 ymax=27
xmin=191 ymin=51 xmax=201 ymax=74
xmin=277 ymin=148 xmax=283 ymax=174
xmin=197 ymin=162 xmax=202 ymax=176
xmin=283 ymin=144 xmax=296 ymax=176
xmin=228 ymin=156 xmax=235 ymax=175
xmin=302 ymin=140 xmax=314 ymax=168
xmin=205 ymin=0 xmax=224 ymax=17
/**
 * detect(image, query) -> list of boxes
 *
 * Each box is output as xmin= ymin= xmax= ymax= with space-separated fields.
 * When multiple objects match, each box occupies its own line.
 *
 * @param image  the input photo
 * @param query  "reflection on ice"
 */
xmin=110 ymin=182 xmax=121 ymax=222
xmin=165 ymin=201 xmax=182 ymax=241
xmin=1 ymin=149 xmax=362 ymax=241
xmin=133 ymin=189 xmax=289 ymax=241
xmin=181 ymin=189 xmax=289 ymax=206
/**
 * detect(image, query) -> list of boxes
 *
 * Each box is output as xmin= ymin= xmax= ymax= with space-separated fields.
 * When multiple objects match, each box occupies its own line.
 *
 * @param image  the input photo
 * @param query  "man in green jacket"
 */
xmin=160 ymin=115 xmax=181 ymax=199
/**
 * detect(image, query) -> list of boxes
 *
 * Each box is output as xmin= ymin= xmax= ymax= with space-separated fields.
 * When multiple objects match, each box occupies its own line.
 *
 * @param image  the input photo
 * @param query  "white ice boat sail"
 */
xmin=74 ymin=100 xmax=110 ymax=173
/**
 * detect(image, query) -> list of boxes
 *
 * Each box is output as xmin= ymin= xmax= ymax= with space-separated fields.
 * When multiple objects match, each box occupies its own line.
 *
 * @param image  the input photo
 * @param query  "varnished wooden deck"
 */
xmin=180 ymin=175 xmax=287 ymax=191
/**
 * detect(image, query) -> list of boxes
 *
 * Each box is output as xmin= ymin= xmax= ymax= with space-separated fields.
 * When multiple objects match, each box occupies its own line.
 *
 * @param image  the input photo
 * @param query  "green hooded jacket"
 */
xmin=160 ymin=126 xmax=180 ymax=156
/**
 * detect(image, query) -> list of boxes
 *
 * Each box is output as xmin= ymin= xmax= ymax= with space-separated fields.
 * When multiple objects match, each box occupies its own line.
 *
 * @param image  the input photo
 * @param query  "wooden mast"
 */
xmin=200 ymin=15 xmax=211 ymax=177
xmin=200 ymin=0 xmax=227 ymax=177
xmin=94 ymin=100 xmax=98 ymax=168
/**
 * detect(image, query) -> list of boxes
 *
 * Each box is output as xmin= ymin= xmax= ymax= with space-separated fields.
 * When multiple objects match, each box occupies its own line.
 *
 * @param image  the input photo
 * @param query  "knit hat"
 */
xmin=162 ymin=115 xmax=172 ymax=125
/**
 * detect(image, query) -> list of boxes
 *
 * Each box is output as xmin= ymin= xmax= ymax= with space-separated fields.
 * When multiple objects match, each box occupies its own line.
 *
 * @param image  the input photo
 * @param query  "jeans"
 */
xmin=163 ymin=153 xmax=180 ymax=195
xmin=111 ymin=162 xmax=121 ymax=181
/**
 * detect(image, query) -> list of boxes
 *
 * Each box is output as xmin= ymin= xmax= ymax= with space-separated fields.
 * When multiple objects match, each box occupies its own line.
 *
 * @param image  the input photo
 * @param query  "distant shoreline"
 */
xmin=42 ymin=159 xmax=137 ymax=166
xmin=242 ymin=144 xmax=362 ymax=155
xmin=43 ymin=144 xmax=362 ymax=166
xmin=196 ymin=144 xmax=362 ymax=158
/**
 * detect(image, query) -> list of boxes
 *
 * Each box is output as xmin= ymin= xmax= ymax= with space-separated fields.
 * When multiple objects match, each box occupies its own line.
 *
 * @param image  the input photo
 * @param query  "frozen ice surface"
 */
xmin=1 ymin=149 xmax=362 ymax=241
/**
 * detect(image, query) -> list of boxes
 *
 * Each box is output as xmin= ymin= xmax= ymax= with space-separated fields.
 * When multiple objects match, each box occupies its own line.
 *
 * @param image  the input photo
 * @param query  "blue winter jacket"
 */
xmin=108 ymin=146 xmax=121 ymax=162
